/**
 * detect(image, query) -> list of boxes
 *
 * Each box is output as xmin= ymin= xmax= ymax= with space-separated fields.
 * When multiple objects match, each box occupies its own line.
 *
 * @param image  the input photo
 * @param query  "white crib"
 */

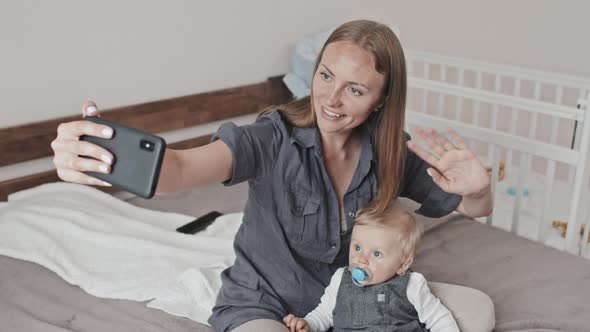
xmin=404 ymin=51 xmax=590 ymax=257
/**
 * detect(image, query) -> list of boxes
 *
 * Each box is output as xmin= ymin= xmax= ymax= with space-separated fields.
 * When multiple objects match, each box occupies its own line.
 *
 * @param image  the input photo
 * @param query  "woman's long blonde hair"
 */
xmin=262 ymin=20 xmax=407 ymax=214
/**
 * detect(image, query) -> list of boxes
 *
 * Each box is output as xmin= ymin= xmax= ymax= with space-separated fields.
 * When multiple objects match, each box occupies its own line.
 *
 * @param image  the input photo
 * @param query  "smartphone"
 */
xmin=80 ymin=116 xmax=166 ymax=199
xmin=176 ymin=211 xmax=223 ymax=234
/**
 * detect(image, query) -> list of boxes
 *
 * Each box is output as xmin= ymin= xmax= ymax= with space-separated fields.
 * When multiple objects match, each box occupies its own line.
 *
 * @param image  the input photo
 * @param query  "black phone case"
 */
xmin=80 ymin=116 xmax=166 ymax=199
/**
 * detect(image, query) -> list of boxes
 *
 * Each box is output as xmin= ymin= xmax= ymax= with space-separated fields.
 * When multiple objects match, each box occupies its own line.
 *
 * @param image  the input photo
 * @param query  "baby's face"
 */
xmin=348 ymin=223 xmax=409 ymax=286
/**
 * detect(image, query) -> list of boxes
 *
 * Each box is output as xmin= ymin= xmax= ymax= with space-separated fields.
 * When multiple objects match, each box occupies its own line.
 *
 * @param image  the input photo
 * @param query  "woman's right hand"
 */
xmin=50 ymin=101 xmax=114 ymax=186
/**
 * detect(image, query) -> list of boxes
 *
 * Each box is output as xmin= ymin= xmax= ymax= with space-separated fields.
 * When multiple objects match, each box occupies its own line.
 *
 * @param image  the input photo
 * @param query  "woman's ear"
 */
xmin=374 ymin=94 xmax=388 ymax=112
xmin=373 ymin=101 xmax=385 ymax=113
xmin=397 ymin=255 xmax=414 ymax=275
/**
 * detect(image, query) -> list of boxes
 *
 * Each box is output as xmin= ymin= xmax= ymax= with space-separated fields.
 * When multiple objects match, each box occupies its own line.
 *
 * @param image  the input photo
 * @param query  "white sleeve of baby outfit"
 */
xmin=406 ymin=272 xmax=460 ymax=332
xmin=303 ymin=267 xmax=344 ymax=332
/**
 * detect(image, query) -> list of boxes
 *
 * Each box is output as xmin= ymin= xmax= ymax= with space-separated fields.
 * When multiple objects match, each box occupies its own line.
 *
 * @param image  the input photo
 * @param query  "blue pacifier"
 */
xmin=351 ymin=267 xmax=368 ymax=287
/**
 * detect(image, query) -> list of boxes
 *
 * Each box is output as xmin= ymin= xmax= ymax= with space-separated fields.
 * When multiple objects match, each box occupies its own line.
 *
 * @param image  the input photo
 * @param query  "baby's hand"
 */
xmin=283 ymin=313 xmax=310 ymax=332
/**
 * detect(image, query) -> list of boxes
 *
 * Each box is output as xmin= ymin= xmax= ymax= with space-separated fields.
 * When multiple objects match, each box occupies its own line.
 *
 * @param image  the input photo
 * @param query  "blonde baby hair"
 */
xmin=354 ymin=201 xmax=422 ymax=259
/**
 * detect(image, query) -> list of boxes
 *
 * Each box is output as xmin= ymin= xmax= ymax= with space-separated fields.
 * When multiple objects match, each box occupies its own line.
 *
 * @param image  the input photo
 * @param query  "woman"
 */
xmin=51 ymin=20 xmax=493 ymax=331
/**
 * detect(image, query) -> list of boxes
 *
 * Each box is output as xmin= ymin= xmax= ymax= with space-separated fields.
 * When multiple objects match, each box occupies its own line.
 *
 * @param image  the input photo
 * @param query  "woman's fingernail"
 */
xmin=99 ymin=164 xmax=108 ymax=173
xmin=102 ymin=181 xmax=112 ymax=187
xmin=102 ymin=128 xmax=113 ymax=138
xmin=426 ymin=169 xmax=433 ymax=177
xmin=101 ymin=155 xmax=112 ymax=164
xmin=87 ymin=106 xmax=97 ymax=114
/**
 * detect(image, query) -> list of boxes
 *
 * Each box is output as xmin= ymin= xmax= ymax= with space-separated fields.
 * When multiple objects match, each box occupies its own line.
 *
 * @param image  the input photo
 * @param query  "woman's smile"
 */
xmin=320 ymin=106 xmax=345 ymax=119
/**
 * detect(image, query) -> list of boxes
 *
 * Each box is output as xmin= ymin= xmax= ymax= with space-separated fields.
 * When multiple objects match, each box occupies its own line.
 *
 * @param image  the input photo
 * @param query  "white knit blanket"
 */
xmin=0 ymin=182 xmax=241 ymax=325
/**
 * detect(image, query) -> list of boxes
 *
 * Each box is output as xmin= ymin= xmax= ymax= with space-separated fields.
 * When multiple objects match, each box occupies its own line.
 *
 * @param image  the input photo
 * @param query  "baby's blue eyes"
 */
xmin=353 ymin=245 xmax=382 ymax=258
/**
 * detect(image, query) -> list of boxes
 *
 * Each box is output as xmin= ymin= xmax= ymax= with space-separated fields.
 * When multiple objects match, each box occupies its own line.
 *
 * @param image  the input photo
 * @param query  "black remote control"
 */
xmin=176 ymin=211 xmax=223 ymax=234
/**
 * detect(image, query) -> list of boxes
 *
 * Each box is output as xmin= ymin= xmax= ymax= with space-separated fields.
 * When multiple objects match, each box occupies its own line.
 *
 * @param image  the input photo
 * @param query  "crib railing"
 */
xmin=404 ymin=51 xmax=590 ymax=256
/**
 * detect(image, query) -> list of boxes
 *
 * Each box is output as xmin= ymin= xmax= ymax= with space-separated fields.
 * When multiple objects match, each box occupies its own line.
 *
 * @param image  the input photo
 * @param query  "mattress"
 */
xmin=1 ymin=183 xmax=589 ymax=332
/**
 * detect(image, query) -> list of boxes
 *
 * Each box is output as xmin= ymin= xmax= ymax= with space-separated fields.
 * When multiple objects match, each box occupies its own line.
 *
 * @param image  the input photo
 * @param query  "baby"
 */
xmin=283 ymin=203 xmax=460 ymax=332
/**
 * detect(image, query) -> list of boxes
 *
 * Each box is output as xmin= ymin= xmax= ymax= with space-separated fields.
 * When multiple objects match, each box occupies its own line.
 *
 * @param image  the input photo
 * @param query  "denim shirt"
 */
xmin=208 ymin=110 xmax=461 ymax=332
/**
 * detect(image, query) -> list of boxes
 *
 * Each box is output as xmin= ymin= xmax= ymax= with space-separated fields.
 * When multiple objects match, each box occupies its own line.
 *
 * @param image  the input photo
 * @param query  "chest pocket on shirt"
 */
xmin=284 ymin=189 xmax=320 ymax=242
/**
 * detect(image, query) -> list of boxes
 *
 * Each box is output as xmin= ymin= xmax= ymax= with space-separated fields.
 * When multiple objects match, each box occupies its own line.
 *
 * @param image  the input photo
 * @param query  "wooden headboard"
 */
xmin=0 ymin=76 xmax=293 ymax=201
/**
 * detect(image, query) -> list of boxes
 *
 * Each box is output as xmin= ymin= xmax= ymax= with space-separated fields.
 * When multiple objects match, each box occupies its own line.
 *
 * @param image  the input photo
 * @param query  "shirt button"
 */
xmin=330 ymin=243 xmax=337 ymax=249
xmin=348 ymin=211 xmax=355 ymax=218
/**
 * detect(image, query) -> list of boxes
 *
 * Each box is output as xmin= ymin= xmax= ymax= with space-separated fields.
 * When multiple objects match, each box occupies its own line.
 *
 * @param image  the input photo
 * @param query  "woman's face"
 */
xmin=312 ymin=41 xmax=386 ymax=136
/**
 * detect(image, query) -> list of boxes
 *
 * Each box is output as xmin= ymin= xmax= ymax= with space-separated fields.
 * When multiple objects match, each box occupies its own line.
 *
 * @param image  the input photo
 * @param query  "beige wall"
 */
xmin=1 ymin=0 xmax=588 ymax=128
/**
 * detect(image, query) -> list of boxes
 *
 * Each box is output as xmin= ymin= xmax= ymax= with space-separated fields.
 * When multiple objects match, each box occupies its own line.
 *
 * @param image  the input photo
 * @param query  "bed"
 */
xmin=1 ymin=51 xmax=590 ymax=332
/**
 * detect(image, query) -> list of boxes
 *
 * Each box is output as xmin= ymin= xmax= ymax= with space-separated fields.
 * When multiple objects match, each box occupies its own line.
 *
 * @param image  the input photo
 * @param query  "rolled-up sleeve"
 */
xmin=399 ymin=137 xmax=462 ymax=218
xmin=211 ymin=113 xmax=283 ymax=186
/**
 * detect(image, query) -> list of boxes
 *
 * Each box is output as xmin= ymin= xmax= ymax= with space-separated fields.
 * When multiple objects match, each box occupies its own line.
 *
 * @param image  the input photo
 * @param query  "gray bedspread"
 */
xmin=1 ymin=184 xmax=589 ymax=332
xmin=0 ymin=255 xmax=209 ymax=332
xmin=414 ymin=214 xmax=590 ymax=332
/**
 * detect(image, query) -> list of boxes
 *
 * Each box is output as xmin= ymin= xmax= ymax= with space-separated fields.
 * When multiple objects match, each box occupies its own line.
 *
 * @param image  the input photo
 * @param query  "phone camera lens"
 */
xmin=140 ymin=139 xmax=155 ymax=152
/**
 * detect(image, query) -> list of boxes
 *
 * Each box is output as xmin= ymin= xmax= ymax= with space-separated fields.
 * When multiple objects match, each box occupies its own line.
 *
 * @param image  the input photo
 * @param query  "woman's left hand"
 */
xmin=407 ymin=127 xmax=490 ymax=197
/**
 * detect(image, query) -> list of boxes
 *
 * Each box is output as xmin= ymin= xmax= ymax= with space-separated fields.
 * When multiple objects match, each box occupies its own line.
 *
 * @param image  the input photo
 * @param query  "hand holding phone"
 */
xmin=80 ymin=116 xmax=166 ymax=198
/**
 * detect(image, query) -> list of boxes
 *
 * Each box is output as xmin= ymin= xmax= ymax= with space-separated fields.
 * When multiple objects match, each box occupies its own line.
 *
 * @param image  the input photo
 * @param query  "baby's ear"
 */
xmin=397 ymin=255 xmax=414 ymax=275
